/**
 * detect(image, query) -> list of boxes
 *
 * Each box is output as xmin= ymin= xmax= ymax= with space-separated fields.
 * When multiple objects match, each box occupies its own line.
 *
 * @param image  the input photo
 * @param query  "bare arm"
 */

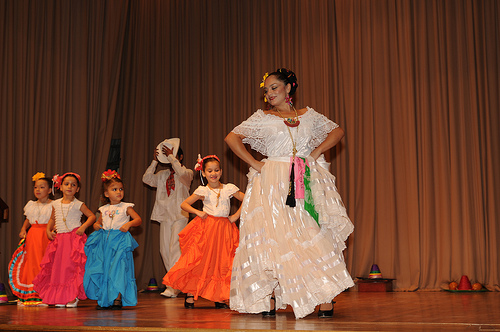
xmin=228 ymin=191 xmax=245 ymax=223
xmin=309 ymin=127 xmax=345 ymax=161
xmin=46 ymin=208 xmax=56 ymax=241
xmin=93 ymin=214 xmax=103 ymax=231
xmin=77 ymin=204 xmax=96 ymax=235
xmin=224 ymin=132 xmax=265 ymax=172
xmin=19 ymin=219 xmax=30 ymax=238
xmin=181 ymin=194 xmax=208 ymax=219
xmin=120 ymin=207 xmax=143 ymax=232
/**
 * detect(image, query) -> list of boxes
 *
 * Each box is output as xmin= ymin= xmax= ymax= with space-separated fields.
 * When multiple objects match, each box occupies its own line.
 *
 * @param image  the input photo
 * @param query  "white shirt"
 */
xmin=98 ymin=202 xmax=135 ymax=230
xmin=142 ymin=155 xmax=193 ymax=223
xmin=193 ymin=183 xmax=240 ymax=217
xmin=24 ymin=200 xmax=53 ymax=225
xmin=53 ymin=198 xmax=84 ymax=233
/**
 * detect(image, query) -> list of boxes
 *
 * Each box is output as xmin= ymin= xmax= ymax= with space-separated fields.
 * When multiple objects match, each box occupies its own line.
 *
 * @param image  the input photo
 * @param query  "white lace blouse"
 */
xmin=231 ymin=107 xmax=338 ymax=158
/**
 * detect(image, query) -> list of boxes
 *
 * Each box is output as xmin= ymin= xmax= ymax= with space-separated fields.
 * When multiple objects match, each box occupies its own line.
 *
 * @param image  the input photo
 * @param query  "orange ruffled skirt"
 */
xmin=163 ymin=215 xmax=239 ymax=302
xmin=9 ymin=224 xmax=49 ymax=302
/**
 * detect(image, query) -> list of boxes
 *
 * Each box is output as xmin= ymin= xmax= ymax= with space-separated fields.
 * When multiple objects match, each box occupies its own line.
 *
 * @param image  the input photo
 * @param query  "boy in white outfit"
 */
xmin=143 ymin=141 xmax=193 ymax=297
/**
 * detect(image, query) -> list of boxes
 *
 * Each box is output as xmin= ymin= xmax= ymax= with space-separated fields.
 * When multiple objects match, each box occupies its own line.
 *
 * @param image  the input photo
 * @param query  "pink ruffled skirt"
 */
xmin=33 ymin=228 xmax=88 ymax=305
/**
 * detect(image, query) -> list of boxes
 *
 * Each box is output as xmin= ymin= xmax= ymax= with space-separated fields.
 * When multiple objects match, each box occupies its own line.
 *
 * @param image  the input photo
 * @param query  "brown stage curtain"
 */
xmin=1 ymin=0 xmax=499 ymax=294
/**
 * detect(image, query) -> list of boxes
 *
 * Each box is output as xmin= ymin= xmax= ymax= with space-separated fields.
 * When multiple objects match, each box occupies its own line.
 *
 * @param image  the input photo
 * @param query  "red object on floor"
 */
xmin=458 ymin=275 xmax=472 ymax=290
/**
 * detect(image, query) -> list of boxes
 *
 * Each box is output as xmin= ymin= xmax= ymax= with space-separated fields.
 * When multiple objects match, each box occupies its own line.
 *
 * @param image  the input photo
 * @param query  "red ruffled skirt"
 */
xmin=163 ymin=215 xmax=239 ymax=302
xmin=33 ymin=228 xmax=88 ymax=305
xmin=8 ymin=224 xmax=49 ymax=302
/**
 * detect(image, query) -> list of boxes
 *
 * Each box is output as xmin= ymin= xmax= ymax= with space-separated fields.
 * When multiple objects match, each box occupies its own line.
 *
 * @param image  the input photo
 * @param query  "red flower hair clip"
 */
xmin=194 ymin=154 xmax=220 ymax=171
xmin=52 ymin=172 xmax=81 ymax=192
xmin=101 ymin=169 xmax=121 ymax=182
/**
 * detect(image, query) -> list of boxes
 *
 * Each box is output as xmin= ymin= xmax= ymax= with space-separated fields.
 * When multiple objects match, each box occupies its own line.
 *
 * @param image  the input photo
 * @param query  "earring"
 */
xmin=285 ymin=95 xmax=293 ymax=107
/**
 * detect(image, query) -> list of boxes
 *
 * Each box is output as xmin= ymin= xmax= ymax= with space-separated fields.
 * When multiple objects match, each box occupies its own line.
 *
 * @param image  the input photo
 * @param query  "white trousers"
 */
xmin=158 ymin=217 xmax=188 ymax=271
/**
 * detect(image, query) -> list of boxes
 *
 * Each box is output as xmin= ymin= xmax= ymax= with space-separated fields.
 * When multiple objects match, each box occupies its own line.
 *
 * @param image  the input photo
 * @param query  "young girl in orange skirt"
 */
xmin=163 ymin=155 xmax=244 ymax=309
xmin=9 ymin=173 xmax=53 ymax=306
xmin=33 ymin=172 xmax=96 ymax=307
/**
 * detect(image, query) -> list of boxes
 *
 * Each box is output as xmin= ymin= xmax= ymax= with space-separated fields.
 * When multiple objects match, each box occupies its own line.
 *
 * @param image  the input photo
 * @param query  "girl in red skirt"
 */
xmin=163 ymin=155 xmax=244 ymax=309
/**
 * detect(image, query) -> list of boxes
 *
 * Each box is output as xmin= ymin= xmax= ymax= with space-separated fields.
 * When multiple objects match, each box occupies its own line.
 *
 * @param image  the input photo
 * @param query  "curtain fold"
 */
xmin=1 ymin=0 xmax=499 ymax=293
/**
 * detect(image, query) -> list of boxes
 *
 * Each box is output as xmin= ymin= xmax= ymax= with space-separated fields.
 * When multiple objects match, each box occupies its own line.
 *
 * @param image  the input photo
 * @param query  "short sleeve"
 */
xmin=231 ymin=110 xmax=272 ymax=156
xmin=98 ymin=204 xmax=109 ymax=214
xmin=23 ymin=201 xmax=34 ymax=216
xmin=308 ymin=109 xmax=339 ymax=149
xmin=122 ymin=202 xmax=135 ymax=210
xmin=224 ymin=183 xmax=239 ymax=197
xmin=193 ymin=186 xmax=208 ymax=197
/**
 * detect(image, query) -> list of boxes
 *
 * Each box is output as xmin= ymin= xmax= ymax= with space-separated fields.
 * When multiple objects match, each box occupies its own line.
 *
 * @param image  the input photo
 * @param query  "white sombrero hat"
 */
xmin=156 ymin=138 xmax=180 ymax=164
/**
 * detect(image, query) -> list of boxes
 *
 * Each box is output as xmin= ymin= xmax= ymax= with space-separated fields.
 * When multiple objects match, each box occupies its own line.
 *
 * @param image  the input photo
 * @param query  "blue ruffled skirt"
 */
xmin=83 ymin=229 xmax=139 ymax=307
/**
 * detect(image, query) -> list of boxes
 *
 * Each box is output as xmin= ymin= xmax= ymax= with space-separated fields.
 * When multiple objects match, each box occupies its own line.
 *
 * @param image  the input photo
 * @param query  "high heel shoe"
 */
xmin=318 ymin=301 xmax=335 ymax=318
xmin=184 ymin=295 xmax=195 ymax=309
xmin=214 ymin=301 xmax=229 ymax=309
xmin=261 ymin=297 xmax=276 ymax=317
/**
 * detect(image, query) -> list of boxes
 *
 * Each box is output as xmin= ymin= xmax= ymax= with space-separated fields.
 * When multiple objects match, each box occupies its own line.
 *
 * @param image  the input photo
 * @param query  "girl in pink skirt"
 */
xmin=33 ymin=172 xmax=96 ymax=307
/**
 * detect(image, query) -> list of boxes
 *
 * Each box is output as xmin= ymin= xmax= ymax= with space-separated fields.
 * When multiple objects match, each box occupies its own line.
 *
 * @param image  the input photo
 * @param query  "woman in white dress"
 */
xmin=225 ymin=68 xmax=354 ymax=319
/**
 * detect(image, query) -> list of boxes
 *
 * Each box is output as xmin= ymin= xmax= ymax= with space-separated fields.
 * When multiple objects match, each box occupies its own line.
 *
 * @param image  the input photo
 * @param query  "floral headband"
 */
xmin=101 ymin=169 xmax=121 ymax=182
xmin=32 ymin=172 xmax=46 ymax=182
xmin=194 ymin=154 xmax=220 ymax=172
xmin=52 ymin=172 xmax=81 ymax=190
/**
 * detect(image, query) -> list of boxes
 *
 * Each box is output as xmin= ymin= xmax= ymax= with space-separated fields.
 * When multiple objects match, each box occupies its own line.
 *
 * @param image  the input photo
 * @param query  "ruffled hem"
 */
xmin=163 ymin=216 xmax=239 ymax=302
xmin=229 ymin=159 xmax=354 ymax=319
xmin=8 ymin=225 xmax=49 ymax=301
xmin=84 ymin=229 xmax=138 ymax=307
xmin=32 ymin=228 xmax=88 ymax=304
xmin=8 ymin=239 xmax=40 ymax=302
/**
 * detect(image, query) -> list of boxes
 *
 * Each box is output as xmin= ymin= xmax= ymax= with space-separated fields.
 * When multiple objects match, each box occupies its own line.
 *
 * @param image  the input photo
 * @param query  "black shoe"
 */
xmin=214 ymin=302 xmax=229 ymax=309
xmin=261 ymin=297 xmax=276 ymax=317
xmin=184 ymin=295 xmax=195 ymax=309
xmin=318 ymin=301 xmax=335 ymax=318
xmin=96 ymin=305 xmax=110 ymax=310
xmin=111 ymin=299 xmax=122 ymax=310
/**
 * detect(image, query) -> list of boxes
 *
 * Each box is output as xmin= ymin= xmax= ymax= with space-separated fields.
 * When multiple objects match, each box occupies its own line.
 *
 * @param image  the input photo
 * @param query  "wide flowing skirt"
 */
xmin=84 ymin=229 xmax=139 ymax=307
xmin=33 ymin=228 xmax=88 ymax=305
xmin=163 ymin=215 xmax=239 ymax=302
xmin=229 ymin=159 xmax=355 ymax=319
xmin=9 ymin=224 xmax=49 ymax=303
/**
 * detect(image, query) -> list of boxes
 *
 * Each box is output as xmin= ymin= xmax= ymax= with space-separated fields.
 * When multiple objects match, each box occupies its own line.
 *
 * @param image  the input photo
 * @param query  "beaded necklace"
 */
xmin=208 ymin=183 xmax=222 ymax=207
xmin=60 ymin=199 xmax=75 ymax=229
xmin=275 ymin=106 xmax=300 ymax=127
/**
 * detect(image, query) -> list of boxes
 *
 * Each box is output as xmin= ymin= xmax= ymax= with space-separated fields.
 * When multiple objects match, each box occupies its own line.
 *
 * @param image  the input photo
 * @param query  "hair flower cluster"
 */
xmin=101 ymin=169 xmax=121 ymax=182
xmin=52 ymin=174 xmax=61 ymax=190
xmin=32 ymin=172 xmax=46 ymax=182
xmin=259 ymin=72 xmax=269 ymax=88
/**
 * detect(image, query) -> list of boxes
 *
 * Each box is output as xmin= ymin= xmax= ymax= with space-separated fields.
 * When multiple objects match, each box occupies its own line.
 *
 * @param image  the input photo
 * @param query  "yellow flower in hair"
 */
xmin=32 ymin=172 xmax=45 ymax=182
xmin=259 ymin=72 xmax=269 ymax=88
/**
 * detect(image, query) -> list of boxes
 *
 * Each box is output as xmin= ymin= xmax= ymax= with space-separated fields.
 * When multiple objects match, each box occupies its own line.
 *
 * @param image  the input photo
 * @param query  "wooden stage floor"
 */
xmin=1 ymin=290 xmax=499 ymax=332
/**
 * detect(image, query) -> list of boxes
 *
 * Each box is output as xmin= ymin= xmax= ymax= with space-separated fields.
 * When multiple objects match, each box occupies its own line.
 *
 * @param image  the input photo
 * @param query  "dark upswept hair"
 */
xmin=269 ymin=68 xmax=299 ymax=95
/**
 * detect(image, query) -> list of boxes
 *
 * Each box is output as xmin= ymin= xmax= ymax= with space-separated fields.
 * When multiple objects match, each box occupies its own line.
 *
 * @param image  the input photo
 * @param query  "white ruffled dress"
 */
xmin=229 ymin=107 xmax=354 ymax=319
